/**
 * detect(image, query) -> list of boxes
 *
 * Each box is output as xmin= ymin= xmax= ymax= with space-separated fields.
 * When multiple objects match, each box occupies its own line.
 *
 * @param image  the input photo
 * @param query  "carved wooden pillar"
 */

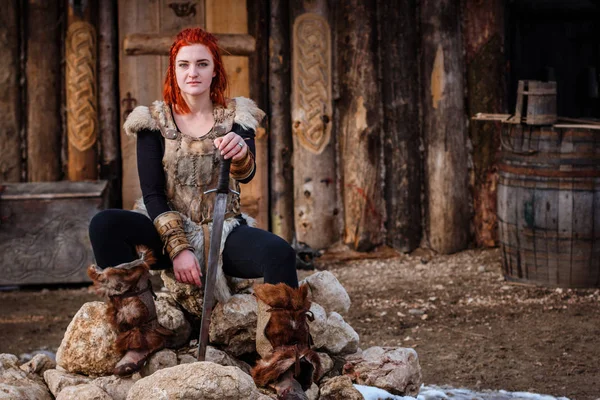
xmin=291 ymin=0 xmax=338 ymax=250
xmin=421 ymin=0 xmax=471 ymax=253
xmin=66 ymin=0 xmax=99 ymax=181
xmin=0 ymin=0 xmax=22 ymax=182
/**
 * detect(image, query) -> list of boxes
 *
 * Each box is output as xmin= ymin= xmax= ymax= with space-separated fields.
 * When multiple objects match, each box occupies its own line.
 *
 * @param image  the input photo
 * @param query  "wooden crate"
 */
xmin=0 ymin=181 xmax=109 ymax=285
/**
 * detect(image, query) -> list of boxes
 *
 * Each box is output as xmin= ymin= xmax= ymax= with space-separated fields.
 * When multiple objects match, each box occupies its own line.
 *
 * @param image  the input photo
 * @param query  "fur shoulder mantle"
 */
xmin=123 ymin=97 xmax=265 ymax=137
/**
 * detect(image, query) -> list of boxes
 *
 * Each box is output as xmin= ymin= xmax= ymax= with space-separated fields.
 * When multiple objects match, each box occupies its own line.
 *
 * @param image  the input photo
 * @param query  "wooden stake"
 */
xmin=421 ymin=0 xmax=470 ymax=253
xmin=26 ymin=0 xmax=62 ymax=182
xmin=0 ymin=0 xmax=22 ymax=182
xmin=336 ymin=0 xmax=385 ymax=251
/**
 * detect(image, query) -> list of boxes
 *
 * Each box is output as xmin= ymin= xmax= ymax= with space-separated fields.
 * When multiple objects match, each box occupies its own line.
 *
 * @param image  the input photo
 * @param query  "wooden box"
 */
xmin=0 ymin=181 xmax=109 ymax=285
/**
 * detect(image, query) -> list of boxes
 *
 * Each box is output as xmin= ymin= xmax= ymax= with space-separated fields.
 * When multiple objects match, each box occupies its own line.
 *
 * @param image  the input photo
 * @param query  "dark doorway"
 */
xmin=506 ymin=0 xmax=600 ymax=118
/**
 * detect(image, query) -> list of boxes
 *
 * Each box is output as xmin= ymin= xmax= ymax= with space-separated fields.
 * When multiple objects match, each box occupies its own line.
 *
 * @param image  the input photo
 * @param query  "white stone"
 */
xmin=209 ymin=294 xmax=257 ymax=356
xmin=317 ymin=352 xmax=334 ymax=381
xmin=303 ymin=271 xmax=351 ymax=314
xmin=140 ymin=349 xmax=178 ymax=377
xmin=55 ymin=384 xmax=112 ymax=400
xmin=56 ymin=302 xmax=121 ymax=376
xmin=92 ymin=375 xmax=138 ymax=400
xmin=344 ymin=346 xmax=422 ymax=396
xmin=43 ymin=369 xmax=92 ymax=397
xmin=126 ymin=362 xmax=264 ymax=400
xmin=0 ymin=353 xmax=52 ymax=400
xmin=309 ymin=303 xmax=359 ymax=355
xmin=20 ymin=353 xmax=56 ymax=376
xmin=306 ymin=383 xmax=319 ymax=400
xmin=178 ymin=354 xmax=197 ymax=364
xmin=155 ymin=292 xmax=192 ymax=349
xmin=206 ymin=346 xmax=251 ymax=375
xmin=160 ymin=270 xmax=204 ymax=317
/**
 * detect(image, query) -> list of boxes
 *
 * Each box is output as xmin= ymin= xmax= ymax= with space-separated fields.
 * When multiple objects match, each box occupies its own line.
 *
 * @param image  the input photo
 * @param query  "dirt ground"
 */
xmin=1 ymin=248 xmax=598 ymax=400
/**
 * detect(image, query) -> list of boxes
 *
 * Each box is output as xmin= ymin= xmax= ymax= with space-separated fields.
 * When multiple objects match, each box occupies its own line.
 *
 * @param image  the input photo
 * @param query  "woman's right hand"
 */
xmin=172 ymin=249 xmax=203 ymax=286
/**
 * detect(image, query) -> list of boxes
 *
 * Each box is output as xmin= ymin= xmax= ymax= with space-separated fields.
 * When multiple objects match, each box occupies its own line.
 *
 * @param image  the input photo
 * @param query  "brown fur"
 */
xmin=254 ymin=283 xmax=313 ymax=349
xmin=251 ymin=346 xmax=321 ymax=391
xmin=87 ymin=245 xmax=156 ymax=297
xmin=107 ymin=296 xmax=149 ymax=331
xmin=114 ymin=322 xmax=172 ymax=355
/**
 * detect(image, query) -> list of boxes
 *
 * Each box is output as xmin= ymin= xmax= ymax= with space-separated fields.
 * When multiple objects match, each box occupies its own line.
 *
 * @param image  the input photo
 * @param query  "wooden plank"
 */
xmin=66 ymin=0 xmax=99 ymax=181
xmin=99 ymin=0 xmax=121 ymax=207
xmin=291 ymin=0 xmax=338 ymax=250
xmin=26 ymin=0 xmax=62 ymax=182
xmin=0 ymin=0 xmax=22 ymax=182
xmin=206 ymin=0 xmax=268 ymax=230
xmin=421 ymin=0 xmax=470 ymax=253
xmin=118 ymin=0 xmax=162 ymax=209
xmin=377 ymin=0 xmax=421 ymax=252
xmin=123 ymin=33 xmax=255 ymax=56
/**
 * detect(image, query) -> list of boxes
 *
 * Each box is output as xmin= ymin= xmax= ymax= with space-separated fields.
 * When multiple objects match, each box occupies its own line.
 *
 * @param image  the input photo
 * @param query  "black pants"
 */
xmin=88 ymin=209 xmax=298 ymax=287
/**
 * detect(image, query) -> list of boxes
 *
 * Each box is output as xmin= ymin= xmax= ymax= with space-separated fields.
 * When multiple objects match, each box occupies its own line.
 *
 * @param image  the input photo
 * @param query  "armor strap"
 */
xmin=153 ymin=211 xmax=194 ymax=260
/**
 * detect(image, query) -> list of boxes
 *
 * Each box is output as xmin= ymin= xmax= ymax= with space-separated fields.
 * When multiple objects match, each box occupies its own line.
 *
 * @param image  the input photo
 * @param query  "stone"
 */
xmin=92 ymin=375 xmax=138 ymax=400
xmin=56 ymin=302 xmax=121 ymax=376
xmin=43 ymin=369 xmax=92 ymax=397
xmin=178 ymin=354 xmax=197 ymax=364
xmin=316 ymin=352 xmax=334 ymax=381
xmin=303 ymin=271 xmax=351 ymax=314
xmin=209 ymin=294 xmax=257 ymax=356
xmin=0 ymin=353 xmax=52 ymax=400
xmin=55 ymin=384 xmax=112 ymax=400
xmin=206 ymin=346 xmax=252 ymax=375
xmin=140 ymin=349 xmax=178 ymax=377
xmin=309 ymin=303 xmax=359 ymax=355
xmin=343 ymin=346 xmax=422 ymax=396
xmin=161 ymin=269 xmax=204 ymax=317
xmin=319 ymin=375 xmax=363 ymax=400
xmin=20 ymin=353 xmax=56 ymax=376
xmin=155 ymin=292 xmax=192 ymax=349
xmin=306 ymin=383 xmax=319 ymax=400
xmin=126 ymin=362 xmax=264 ymax=400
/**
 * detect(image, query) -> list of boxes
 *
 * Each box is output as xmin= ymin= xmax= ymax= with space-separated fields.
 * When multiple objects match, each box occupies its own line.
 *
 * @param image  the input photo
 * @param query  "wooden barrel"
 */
xmin=497 ymin=123 xmax=600 ymax=287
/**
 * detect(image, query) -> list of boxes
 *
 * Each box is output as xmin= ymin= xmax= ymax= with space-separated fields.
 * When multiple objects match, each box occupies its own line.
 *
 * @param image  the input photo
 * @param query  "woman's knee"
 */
xmin=89 ymin=209 xmax=122 ymax=241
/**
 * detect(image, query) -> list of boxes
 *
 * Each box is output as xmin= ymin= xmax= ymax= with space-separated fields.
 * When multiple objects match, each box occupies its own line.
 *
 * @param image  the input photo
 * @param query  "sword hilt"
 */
xmin=217 ymin=156 xmax=231 ymax=194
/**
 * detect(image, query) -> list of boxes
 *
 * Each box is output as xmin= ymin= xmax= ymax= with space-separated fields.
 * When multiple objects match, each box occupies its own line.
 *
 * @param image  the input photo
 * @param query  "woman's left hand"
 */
xmin=214 ymin=132 xmax=248 ymax=161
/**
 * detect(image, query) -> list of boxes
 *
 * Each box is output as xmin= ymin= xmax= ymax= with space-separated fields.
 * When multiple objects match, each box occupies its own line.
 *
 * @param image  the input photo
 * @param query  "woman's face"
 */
xmin=175 ymin=44 xmax=216 ymax=99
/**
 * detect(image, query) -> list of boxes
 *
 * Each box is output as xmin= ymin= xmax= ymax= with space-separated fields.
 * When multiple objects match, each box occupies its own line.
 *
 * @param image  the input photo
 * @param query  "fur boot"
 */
xmin=251 ymin=283 xmax=321 ymax=397
xmin=87 ymin=246 xmax=172 ymax=376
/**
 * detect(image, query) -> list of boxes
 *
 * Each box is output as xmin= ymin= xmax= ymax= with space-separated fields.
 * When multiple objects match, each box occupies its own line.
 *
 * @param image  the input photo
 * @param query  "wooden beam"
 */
xmin=123 ymin=33 xmax=256 ymax=56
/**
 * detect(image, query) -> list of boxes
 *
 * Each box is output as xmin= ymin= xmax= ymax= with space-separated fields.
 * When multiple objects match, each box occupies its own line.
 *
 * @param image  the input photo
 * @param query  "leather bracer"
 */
xmin=231 ymin=151 xmax=255 ymax=181
xmin=153 ymin=211 xmax=193 ymax=260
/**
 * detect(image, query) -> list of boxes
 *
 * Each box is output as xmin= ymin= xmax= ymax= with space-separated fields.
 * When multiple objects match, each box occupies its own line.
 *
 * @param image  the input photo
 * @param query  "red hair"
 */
xmin=163 ymin=28 xmax=228 ymax=113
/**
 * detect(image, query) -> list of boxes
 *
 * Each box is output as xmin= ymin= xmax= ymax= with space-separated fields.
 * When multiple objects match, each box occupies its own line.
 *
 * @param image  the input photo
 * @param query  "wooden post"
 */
xmin=99 ymin=0 xmax=121 ymax=206
xmin=377 ymin=0 xmax=422 ymax=252
xmin=66 ymin=0 xmax=99 ymax=181
xmin=421 ymin=0 xmax=471 ymax=253
xmin=336 ymin=0 xmax=385 ymax=251
xmin=0 ymin=0 xmax=22 ymax=182
xmin=267 ymin=0 xmax=294 ymax=242
xmin=464 ymin=0 xmax=506 ymax=247
xmin=26 ymin=0 xmax=62 ymax=182
xmin=291 ymin=0 xmax=339 ymax=250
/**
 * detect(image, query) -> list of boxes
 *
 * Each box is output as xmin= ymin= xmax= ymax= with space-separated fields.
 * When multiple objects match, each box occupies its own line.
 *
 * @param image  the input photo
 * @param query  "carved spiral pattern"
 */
xmin=66 ymin=21 xmax=97 ymax=152
xmin=293 ymin=14 xmax=332 ymax=154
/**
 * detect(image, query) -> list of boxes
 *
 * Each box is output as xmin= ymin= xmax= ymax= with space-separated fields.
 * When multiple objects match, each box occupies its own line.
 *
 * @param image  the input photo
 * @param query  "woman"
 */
xmin=87 ymin=28 xmax=319 ymax=397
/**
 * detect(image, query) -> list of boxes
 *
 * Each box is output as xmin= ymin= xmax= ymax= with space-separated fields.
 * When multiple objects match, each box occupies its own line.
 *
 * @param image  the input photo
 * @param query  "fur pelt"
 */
xmin=114 ymin=322 xmax=172 ymax=355
xmin=87 ymin=245 xmax=156 ymax=297
xmin=251 ymin=346 xmax=321 ymax=391
xmin=123 ymin=97 xmax=265 ymax=137
xmin=133 ymin=200 xmax=256 ymax=304
xmin=254 ymin=283 xmax=313 ymax=350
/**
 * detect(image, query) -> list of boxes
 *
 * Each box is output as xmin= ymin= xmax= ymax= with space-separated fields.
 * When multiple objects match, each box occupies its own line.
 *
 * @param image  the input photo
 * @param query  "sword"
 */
xmin=197 ymin=151 xmax=232 ymax=361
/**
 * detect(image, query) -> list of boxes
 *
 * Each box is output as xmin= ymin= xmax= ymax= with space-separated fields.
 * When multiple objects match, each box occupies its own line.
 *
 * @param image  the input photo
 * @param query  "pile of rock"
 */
xmin=0 ymin=271 xmax=422 ymax=400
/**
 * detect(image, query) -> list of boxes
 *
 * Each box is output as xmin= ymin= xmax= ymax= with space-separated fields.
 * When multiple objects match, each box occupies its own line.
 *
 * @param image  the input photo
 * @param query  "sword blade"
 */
xmin=197 ymin=192 xmax=228 ymax=361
